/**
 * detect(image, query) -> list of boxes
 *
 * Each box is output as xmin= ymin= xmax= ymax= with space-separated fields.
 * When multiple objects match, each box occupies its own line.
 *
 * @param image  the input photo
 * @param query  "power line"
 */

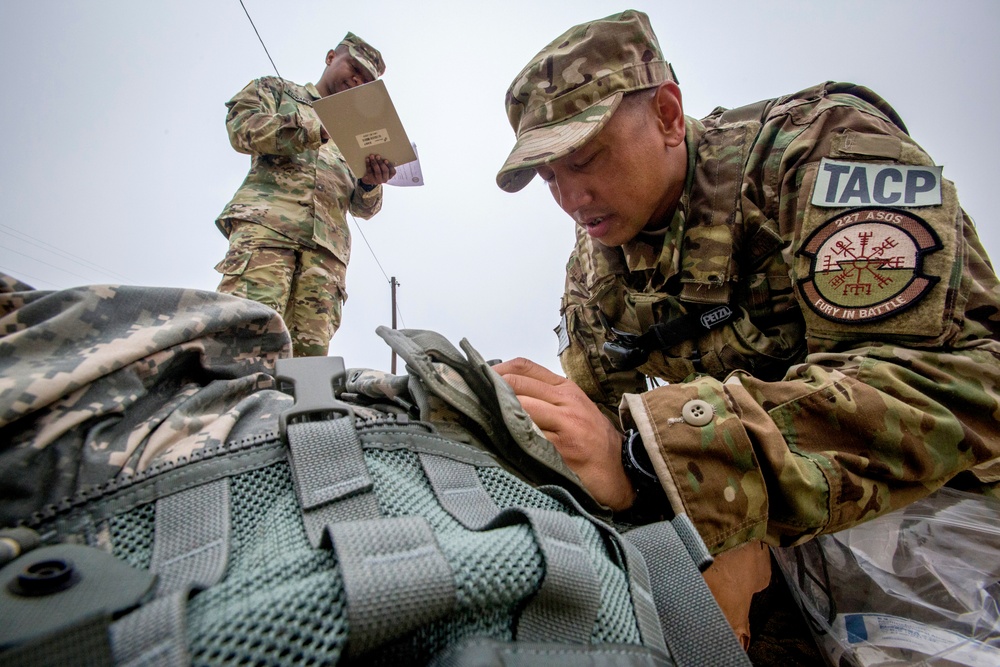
xmin=0 ymin=223 xmax=131 ymax=283
xmin=238 ymin=0 xmax=281 ymax=78
xmin=0 ymin=264 xmax=60 ymax=290
xmin=0 ymin=244 xmax=105 ymax=284
xmin=349 ymin=216 xmax=391 ymax=283
xmin=350 ymin=216 xmax=406 ymax=329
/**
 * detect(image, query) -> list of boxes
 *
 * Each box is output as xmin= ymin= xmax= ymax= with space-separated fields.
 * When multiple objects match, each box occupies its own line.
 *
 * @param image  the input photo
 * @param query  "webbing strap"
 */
xmin=110 ymin=591 xmax=189 ymax=667
xmin=671 ymin=513 xmax=713 ymax=572
xmin=516 ymin=508 xmax=602 ymax=644
xmin=625 ymin=519 xmax=751 ymax=667
xmin=287 ymin=416 xmax=380 ymax=547
xmin=108 ymin=480 xmax=232 ymax=666
xmin=329 ymin=516 xmax=456 ymax=658
xmin=419 ymin=453 xmax=603 ymax=644
xmin=419 ymin=451 xmax=500 ymax=529
xmin=617 ymin=537 xmax=669 ymax=656
xmin=149 ymin=479 xmax=231 ymax=595
xmin=537 ymin=484 xmax=669 ymax=653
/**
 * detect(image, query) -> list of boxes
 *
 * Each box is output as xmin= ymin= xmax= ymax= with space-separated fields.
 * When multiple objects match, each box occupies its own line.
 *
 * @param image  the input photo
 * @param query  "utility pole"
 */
xmin=390 ymin=277 xmax=398 ymax=374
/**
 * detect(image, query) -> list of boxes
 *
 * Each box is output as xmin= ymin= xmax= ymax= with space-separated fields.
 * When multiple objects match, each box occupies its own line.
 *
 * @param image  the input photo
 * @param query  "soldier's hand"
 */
xmin=493 ymin=357 xmax=636 ymax=510
xmin=361 ymin=154 xmax=396 ymax=186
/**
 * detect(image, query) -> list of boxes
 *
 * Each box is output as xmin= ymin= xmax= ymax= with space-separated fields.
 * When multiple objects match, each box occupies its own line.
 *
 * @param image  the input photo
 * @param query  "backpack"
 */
xmin=0 ymin=282 xmax=749 ymax=666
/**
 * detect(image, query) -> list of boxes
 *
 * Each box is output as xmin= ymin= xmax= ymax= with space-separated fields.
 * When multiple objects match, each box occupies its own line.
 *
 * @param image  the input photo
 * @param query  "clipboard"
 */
xmin=312 ymin=79 xmax=417 ymax=177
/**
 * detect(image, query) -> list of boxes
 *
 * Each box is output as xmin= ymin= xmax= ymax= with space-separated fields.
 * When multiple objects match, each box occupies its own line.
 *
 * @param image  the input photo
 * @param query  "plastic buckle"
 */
xmin=276 ymin=357 xmax=356 ymax=442
xmin=598 ymin=312 xmax=651 ymax=371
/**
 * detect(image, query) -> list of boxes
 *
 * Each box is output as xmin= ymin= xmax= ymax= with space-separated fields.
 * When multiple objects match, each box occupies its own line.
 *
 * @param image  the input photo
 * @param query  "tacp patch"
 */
xmin=811 ymin=158 xmax=942 ymax=208
xmin=797 ymin=208 xmax=941 ymax=324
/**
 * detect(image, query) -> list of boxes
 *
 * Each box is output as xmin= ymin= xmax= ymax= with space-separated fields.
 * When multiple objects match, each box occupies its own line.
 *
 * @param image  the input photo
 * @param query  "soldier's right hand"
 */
xmin=493 ymin=357 xmax=636 ymax=510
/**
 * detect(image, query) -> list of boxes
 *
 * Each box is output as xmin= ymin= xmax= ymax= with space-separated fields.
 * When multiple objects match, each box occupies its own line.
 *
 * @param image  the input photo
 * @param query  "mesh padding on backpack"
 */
xmin=108 ymin=502 xmax=156 ymax=570
xmin=76 ymin=441 xmax=643 ymax=665
xmin=97 ymin=462 xmax=346 ymax=665
xmin=477 ymin=465 xmax=641 ymax=646
xmin=365 ymin=449 xmax=641 ymax=657
xmin=185 ymin=460 xmax=348 ymax=666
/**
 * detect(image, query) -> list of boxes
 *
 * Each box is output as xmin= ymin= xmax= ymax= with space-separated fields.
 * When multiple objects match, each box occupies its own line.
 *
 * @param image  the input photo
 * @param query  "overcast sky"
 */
xmin=2 ymin=1 xmax=998 ymax=374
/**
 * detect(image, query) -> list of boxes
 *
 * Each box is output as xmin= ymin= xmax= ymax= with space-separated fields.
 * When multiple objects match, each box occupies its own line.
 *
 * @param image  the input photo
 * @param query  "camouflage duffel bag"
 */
xmin=0 ymin=279 xmax=748 ymax=666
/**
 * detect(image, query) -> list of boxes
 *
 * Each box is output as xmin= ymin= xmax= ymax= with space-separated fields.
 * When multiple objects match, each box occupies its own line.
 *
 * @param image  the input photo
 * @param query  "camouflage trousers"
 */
xmin=215 ymin=221 xmax=347 ymax=357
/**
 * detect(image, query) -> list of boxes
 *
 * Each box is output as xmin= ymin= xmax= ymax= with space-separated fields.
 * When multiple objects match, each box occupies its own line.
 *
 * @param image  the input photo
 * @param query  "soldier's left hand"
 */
xmin=361 ymin=154 xmax=396 ymax=186
xmin=493 ymin=357 xmax=636 ymax=510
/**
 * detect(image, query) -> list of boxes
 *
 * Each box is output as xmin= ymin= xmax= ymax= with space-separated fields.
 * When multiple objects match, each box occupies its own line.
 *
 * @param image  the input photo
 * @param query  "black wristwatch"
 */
xmin=621 ymin=428 xmax=658 ymax=483
xmin=358 ymin=179 xmax=377 ymax=192
xmin=618 ymin=429 xmax=668 ymax=524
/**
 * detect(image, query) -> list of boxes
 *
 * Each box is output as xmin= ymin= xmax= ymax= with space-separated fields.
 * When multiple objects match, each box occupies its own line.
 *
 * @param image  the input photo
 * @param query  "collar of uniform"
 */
xmin=305 ymin=83 xmax=322 ymax=101
xmin=620 ymin=116 xmax=703 ymax=278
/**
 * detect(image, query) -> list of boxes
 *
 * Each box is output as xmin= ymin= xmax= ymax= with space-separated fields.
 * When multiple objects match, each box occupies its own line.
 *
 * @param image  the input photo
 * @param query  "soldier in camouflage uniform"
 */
xmin=214 ymin=32 xmax=395 ymax=358
xmin=492 ymin=9 xmax=1000 ymax=660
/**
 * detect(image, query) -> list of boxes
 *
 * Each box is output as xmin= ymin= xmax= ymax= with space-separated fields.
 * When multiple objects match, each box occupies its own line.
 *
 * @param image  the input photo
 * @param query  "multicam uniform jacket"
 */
xmin=559 ymin=82 xmax=1000 ymax=554
xmin=215 ymin=76 xmax=382 ymax=266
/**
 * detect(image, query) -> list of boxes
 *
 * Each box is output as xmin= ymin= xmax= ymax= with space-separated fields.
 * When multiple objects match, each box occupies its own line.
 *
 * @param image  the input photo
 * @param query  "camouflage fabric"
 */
xmin=216 ymin=221 xmax=347 ymax=358
xmin=497 ymin=9 xmax=674 ymax=193
xmin=215 ymin=76 xmax=382 ymax=266
xmin=0 ymin=274 xmax=292 ymax=527
xmin=558 ymin=80 xmax=1000 ymax=555
xmin=339 ymin=31 xmax=385 ymax=79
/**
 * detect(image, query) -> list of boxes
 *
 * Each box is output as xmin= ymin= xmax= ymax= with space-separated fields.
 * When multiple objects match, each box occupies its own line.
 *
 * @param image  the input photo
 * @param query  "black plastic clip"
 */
xmin=599 ymin=312 xmax=652 ymax=371
xmin=276 ymin=357 xmax=356 ymax=442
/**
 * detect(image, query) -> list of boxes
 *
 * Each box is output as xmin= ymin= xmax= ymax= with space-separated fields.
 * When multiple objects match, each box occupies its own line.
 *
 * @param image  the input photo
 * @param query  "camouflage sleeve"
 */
xmin=225 ymin=77 xmax=323 ymax=157
xmin=0 ymin=276 xmax=293 ymax=527
xmin=349 ymin=181 xmax=383 ymax=220
xmin=620 ymin=103 xmax=1000 ymax=555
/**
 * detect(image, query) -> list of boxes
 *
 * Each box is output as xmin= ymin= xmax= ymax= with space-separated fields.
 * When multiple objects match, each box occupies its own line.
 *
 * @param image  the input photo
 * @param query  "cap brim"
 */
xmin=355 ymin=57 xmax=380 ymax=81
xmin=496 ymin=91 xmax=624 ymax=193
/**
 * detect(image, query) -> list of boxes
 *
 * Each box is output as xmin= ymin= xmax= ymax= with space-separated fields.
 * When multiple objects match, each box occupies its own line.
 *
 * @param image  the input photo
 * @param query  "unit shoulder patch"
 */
xmin=797 ymin=208 xmax=941 ymax=324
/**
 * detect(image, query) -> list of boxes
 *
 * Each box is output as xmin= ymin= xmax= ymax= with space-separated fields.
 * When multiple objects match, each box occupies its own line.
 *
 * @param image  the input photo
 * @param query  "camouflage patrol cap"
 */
xmin=338 ymin=32 xmax=385 ymax=80
xmin=497 ymin=10 xmax=675 ymax=193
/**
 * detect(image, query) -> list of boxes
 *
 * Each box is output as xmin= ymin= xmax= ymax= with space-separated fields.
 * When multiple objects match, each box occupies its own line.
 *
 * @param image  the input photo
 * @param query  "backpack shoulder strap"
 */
xmin=625 ymin=518 xmax=752 ymax=667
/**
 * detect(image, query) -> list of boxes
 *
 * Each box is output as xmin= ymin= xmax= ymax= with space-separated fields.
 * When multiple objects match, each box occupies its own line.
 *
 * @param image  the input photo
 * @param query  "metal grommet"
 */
xmin=681 ymin=399 xmax=714 ymax=426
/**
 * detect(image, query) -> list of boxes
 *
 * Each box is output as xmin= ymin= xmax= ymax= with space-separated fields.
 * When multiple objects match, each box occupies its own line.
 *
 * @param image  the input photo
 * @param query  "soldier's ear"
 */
xmin=325 ymin=49 xmax=337 ymax=66
xmin=653 ymin=82 xmax=685 ymax=147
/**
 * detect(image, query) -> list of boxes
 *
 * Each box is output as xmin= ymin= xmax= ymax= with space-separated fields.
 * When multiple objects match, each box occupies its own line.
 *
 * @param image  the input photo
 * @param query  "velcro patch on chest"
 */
xmin=811 ymin=158 xmax=942 ymax=208
xmin=798 ymin=208 xmax=941 ymax=324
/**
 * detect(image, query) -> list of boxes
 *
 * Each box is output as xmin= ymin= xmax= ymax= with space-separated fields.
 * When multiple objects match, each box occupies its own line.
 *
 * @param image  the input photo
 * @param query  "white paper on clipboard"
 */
xmin=387 ymin=143 xmax=423 ymax=187
xmin=312 ymin=79 xmax=417 ymax=177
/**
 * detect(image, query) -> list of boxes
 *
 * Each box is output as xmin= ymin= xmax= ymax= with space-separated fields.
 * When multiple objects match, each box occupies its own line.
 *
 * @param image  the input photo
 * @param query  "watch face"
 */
xmin=623 ymin=429 xmax=657 ymax=482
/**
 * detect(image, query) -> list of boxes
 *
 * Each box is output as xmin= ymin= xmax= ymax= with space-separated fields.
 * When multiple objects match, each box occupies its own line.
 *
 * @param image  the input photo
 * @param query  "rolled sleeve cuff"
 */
xmin=619 ymin=376 xmax=768 ymax=553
